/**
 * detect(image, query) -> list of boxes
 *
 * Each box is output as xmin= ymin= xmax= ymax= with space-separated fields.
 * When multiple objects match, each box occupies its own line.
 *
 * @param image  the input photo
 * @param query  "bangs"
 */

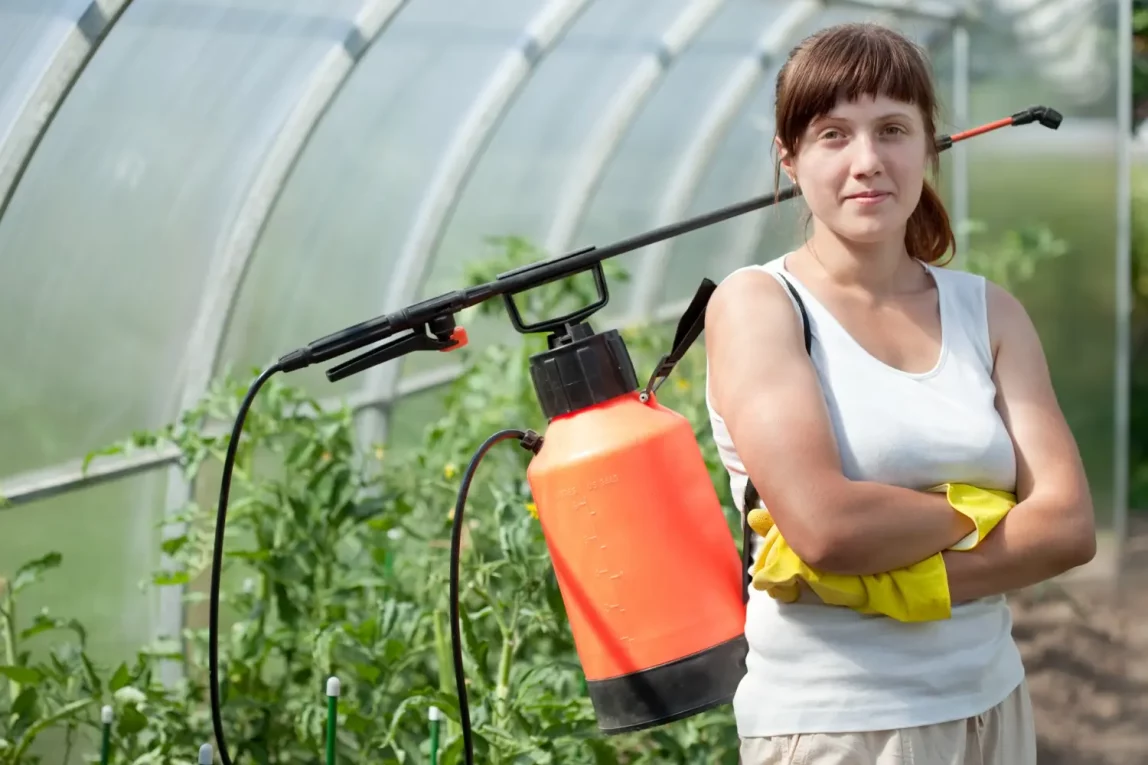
xmin=776 ymin=24 xmax=936 ymax=144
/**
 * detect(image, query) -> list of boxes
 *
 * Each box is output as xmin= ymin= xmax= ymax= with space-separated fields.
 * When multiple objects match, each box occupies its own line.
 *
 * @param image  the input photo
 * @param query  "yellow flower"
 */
xmin=525 ymin=502 xmax=539 ymax=520
xmin=444 ymin=462 xmax=457 ymax=480
xmin=674 ymin=377 xmax=690 ymax=392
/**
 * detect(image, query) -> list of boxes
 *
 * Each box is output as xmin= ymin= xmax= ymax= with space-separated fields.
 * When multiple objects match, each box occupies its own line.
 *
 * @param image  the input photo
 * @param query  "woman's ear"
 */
xmin=774 ymin=135 xmax=797 ymax=185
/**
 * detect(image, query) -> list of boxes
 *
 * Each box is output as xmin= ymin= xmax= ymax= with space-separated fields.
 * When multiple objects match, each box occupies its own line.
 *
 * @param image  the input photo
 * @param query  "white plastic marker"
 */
xmin=326 ymin=676 xmax=340 ymax=765
xmin=429 ymin=705 xmax=443 ymax=765
xmin=99 ymin=705 xmax=113 ymax=765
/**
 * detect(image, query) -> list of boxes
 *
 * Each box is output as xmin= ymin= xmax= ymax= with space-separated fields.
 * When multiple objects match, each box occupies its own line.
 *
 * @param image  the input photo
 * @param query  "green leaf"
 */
xmin=11 ymin=685 xmax=38 ymax=719
xmin=0 ymin=665 xmax=41 ymax=684
xmin=587 ymin=739 xmax=621 ymax=765
xmin=109 ymin=662 xmax=132 ymax=692
xmin=116 ymin=704 xmax=148 ymax=735
xmin=10 ymin=698 xmax=93 ymax=761
xmin=11 ymin=552 xmax=62 ymax=593
xmin=152 ymin=570 xmax=190 ymax=586
xmin=80 ymin=653 xmax=103 ymax=696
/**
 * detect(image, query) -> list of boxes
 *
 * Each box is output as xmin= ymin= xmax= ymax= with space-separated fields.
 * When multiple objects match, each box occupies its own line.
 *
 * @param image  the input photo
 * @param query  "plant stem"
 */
xmin=64 ymin=724 xmax=76 ymax=765
xmin=1 ymin=585 xmax=19 ymax=702
xmin=431 ymin=611 xmax=456 ymax=741
xmin=493 ymin=606 xmax=519 ymax=733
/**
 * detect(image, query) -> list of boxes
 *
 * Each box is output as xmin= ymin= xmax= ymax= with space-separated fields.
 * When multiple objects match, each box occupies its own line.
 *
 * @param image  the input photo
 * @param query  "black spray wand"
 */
xmin=277 ymin=104 xmax=1062 ymax=383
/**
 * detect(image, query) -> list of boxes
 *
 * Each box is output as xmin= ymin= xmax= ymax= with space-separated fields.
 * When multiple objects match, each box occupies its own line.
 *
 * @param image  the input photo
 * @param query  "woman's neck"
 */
xmin=798 ymin=224 xmax=926 ymax=297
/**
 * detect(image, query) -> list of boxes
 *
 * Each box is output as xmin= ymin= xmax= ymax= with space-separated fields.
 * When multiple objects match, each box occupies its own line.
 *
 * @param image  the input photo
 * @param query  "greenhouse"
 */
xmin=0 ymin=0 xmax=1142 ymax=762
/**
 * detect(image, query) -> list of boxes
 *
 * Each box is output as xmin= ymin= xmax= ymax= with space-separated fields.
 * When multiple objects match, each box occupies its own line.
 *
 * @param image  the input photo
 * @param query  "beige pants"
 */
xmin=739 ymin=681 xmax=1036 ymax=765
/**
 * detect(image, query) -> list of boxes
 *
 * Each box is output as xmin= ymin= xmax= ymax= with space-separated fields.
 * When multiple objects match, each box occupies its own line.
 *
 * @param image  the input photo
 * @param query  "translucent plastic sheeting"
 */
xmin=0 ymin=0 xmax=92 ymax=152
xmin=219 ymin=0 xmax=544 ymax=402
xmin=657 ymin=9 xmax=950 ymax=309
xmin=0 ymin=470 xmax=168 ymax=667
xmin=567 ymin=0 xmax=797 ymax=325
xmin=400 ymin=0 xmax=700 ymax=382
xmin=653 ymin=75 xmax=786 ymax=310
xmin=0 ymin=0 xmax=370 ymax=477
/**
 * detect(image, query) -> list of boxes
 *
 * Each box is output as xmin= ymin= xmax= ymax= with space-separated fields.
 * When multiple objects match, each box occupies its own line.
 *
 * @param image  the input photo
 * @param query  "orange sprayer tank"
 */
xmin=525 ymin=321 xmax=747 ymax=735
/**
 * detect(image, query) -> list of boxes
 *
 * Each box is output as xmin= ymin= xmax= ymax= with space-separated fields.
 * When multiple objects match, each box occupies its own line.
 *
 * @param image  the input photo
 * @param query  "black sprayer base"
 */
xmin=585 ymin=633 xmax=749 ymax=735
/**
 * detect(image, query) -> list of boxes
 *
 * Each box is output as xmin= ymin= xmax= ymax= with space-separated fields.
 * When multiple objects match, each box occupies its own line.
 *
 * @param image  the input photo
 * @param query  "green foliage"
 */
xmin=1135 ymin=1 xmax=1148 ymax=127
xmin=1128 ymin=166 xmax=1148 ymax=509
xmin=0 ymin=221 xmax=1081 ymax=763
xmin=957 ymin=220 xmax=1069 ymax=290
xmin=0 ymin=237 xmax=735 ymax=765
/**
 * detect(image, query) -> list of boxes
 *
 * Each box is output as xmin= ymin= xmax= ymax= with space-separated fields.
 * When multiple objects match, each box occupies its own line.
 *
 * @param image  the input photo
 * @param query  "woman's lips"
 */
xmin=845 ymin=191 xmax=890 ymax=205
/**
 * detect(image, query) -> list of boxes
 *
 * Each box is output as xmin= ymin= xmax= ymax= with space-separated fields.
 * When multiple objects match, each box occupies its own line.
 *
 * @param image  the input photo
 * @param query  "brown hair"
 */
xmin=773 ymin=23 xmax=955 ymax=265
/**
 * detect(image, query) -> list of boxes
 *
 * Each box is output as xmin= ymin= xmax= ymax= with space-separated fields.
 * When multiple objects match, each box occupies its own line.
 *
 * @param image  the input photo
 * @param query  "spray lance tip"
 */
xmin=1012 ymin=105 xmax=1062 ymax=130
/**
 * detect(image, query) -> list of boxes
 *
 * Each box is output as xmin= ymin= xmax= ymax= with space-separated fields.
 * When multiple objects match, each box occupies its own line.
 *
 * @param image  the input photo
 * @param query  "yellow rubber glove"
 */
xmin=747 ymin=483 xmax=1017 ymax=623
xmin=930 ymin=483 xmax=1017 ymax=551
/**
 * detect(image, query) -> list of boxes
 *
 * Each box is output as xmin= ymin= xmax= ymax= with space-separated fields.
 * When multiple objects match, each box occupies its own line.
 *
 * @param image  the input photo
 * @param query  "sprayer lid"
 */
xmin=529 ymin=323 xmax=638 ymax=419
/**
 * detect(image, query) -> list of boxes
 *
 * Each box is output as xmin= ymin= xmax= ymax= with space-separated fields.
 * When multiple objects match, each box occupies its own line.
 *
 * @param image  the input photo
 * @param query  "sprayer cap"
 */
xmin=529 ymin=323 xmax=638 ymax=419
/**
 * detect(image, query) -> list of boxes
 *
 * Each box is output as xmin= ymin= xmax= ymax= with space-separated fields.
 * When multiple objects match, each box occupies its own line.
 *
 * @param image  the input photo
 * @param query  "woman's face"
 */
xmin=779 ymin=94 xmax=929 ymax=246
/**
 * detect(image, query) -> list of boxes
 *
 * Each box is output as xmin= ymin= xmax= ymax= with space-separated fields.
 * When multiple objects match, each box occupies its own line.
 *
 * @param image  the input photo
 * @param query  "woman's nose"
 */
xmin=849 ymin=137 xmax=884 ymax=176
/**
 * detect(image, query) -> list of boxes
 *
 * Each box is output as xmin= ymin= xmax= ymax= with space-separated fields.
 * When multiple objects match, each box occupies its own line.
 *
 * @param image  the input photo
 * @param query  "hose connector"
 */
xmin=519 ymin=429 xmax=544 ymax=454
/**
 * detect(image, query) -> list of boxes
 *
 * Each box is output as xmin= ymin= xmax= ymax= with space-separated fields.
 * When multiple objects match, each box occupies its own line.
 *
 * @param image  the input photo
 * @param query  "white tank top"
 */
xmin=705 ymin=254 xmax=1026 ymax=737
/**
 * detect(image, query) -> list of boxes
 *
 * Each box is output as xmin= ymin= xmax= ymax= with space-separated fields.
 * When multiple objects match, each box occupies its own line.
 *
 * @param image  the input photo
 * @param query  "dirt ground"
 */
xmin=1009 ymin=515 xmax=1148 ymax=765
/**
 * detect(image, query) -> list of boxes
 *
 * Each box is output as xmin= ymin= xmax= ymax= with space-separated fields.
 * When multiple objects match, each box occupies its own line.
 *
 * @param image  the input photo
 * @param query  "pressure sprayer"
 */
xmin=196 ymin=105 xmax=1062 ymax=765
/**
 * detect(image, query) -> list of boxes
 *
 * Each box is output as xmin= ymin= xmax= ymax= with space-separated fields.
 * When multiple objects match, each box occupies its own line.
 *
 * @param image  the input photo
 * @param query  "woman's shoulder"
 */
xmin=706 ymin=260 xmax=808 ymax=355
xmin=708 ymin=261 xmax=797 ymax=325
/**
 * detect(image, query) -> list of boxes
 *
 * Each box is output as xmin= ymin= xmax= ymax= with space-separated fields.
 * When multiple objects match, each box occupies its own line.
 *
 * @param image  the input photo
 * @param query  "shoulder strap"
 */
xmin=639 ymin=272 xmax=812 ymax=606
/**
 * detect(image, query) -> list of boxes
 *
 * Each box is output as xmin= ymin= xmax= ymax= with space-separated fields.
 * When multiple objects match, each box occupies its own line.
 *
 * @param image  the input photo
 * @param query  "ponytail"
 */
xmin=906 ymin=180 xmax=955 ymax=265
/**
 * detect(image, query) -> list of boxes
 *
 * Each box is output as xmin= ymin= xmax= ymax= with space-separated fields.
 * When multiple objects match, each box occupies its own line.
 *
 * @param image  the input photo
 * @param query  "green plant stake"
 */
xmin=100 ymin=705 xmax=113 ymax=765
xmin=428 ymin=706 xmax=442 ymax=765
xmin=326 ymin=676 xmax=340 ymax=765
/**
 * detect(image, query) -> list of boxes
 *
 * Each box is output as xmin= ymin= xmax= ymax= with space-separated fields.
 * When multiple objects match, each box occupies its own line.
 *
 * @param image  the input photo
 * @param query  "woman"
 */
xmin=703 ymin=22 xmax=1096 ymax=764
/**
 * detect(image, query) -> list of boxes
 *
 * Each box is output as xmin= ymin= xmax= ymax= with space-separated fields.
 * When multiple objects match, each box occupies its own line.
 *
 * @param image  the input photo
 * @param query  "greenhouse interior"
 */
xmin=1 ymin=0 xmax=1146 ymax=762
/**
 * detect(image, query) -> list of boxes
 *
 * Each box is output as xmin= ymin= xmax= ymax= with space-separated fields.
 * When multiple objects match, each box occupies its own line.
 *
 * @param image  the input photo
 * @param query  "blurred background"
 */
xmin=0 ymin=0 xmax=1144 ymax=763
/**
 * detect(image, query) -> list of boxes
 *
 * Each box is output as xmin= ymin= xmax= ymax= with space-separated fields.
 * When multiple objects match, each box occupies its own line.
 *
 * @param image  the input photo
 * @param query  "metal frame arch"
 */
xmin=627 ymin=0 xmax=824 ymax=321
xmin=154 ymin=0 xmax=412 ymax=684
xmin=175 ymin=0 xmax=411 ymax=424
xmin=543 ymin=0 xmax=729 ymax=256
xmin=0 ymin=0 xmax=135 ymax=224
xmin=357 ymin=0 xmax=595 ymax=432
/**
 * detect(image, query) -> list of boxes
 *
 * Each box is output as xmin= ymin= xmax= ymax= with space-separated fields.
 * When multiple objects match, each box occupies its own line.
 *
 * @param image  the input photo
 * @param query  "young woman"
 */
xmin=704 ymin=22 xmax=1096 ymax=764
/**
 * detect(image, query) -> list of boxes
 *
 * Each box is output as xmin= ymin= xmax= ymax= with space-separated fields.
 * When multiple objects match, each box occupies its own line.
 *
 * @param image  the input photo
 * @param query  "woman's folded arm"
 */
xmin=943 ymin=283 xmax=1096 ymax=602
xmin=706 ymin=269 xmax=975 ymax=576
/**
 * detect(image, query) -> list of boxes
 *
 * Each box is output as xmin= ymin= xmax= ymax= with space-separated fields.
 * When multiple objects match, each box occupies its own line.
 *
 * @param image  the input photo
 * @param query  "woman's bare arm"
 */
xmin=942 ymin=283 xmax=1096 ymax=601
xmin=706 ymin=269 xmax=974 ymax=575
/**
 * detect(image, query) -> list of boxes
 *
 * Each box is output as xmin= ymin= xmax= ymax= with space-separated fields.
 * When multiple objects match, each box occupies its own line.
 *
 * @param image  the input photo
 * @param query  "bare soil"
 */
xmin=1009 ymin=516 xmax=1148 ymax=765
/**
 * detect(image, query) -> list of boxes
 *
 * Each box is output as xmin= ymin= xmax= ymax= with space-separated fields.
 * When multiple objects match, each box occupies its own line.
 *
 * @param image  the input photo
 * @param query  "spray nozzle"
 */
xmin=1011 ymin=105 xmax=1063 ymax=130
